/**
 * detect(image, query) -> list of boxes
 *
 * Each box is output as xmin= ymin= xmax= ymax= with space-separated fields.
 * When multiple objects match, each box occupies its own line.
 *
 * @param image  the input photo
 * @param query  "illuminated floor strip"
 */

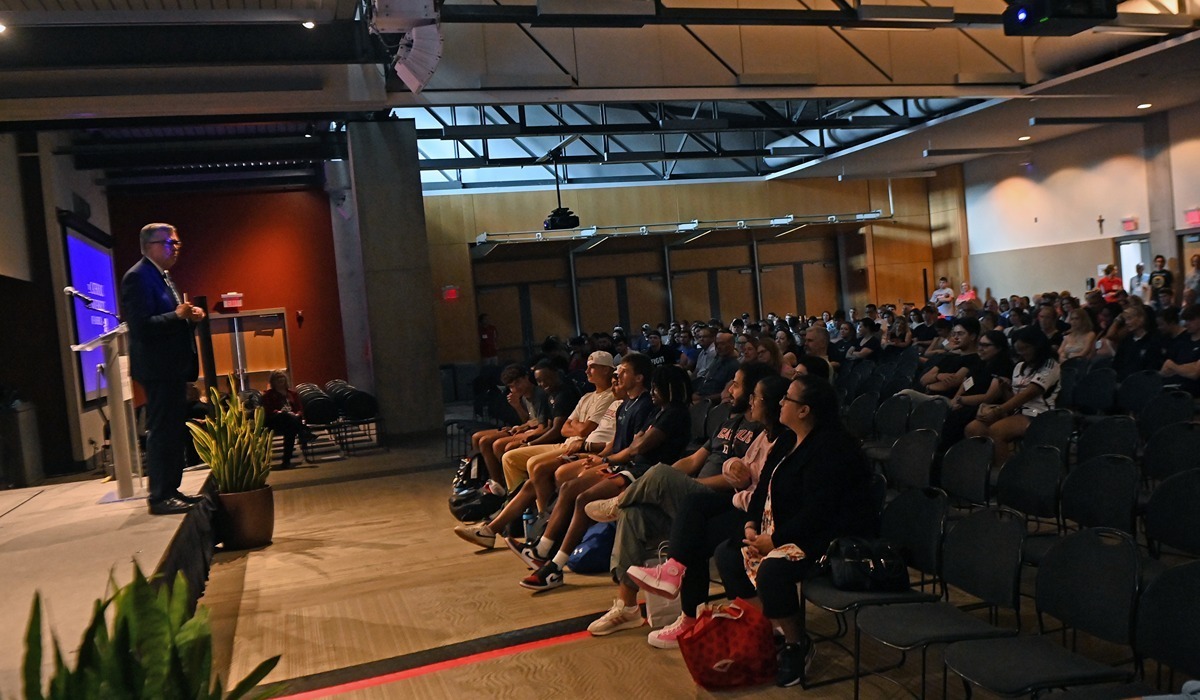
xmin=271 ymin=614 xmax=600 ymax=699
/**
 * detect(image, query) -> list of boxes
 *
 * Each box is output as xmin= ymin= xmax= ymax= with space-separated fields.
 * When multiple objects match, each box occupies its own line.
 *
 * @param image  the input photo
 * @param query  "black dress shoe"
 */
xmin=148 ymin=497 xmax=194 ymax=515
xmin=174 ymin=491 xmax=205 ymax=504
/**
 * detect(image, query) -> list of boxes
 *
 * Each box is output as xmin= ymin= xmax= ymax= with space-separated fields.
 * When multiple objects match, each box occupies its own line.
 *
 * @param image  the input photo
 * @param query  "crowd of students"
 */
xmin=450 ymin=275 xmax=1200 ymax=689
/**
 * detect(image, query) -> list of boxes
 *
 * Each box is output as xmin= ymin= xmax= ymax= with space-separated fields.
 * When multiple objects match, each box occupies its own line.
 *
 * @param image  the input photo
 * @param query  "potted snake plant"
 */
xmin=188 ymin=383 xmax=276 ymax=550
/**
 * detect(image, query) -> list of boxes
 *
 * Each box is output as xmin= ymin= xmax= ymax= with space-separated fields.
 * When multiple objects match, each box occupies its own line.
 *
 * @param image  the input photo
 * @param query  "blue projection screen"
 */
xmin=65 ymin=227 xmax=119 ymax=403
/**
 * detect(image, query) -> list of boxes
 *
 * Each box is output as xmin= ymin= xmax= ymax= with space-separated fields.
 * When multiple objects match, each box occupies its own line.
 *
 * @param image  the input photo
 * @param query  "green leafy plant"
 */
xmin=21 ymin=565 xmax=282 ymax=700
xmin=188 ymin=382 xmax=274 ymax=493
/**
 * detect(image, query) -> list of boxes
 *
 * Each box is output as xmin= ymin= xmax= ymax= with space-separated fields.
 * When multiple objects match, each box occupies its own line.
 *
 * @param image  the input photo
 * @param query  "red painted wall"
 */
xmin=109 ymin=188 xmax=348 ymax=389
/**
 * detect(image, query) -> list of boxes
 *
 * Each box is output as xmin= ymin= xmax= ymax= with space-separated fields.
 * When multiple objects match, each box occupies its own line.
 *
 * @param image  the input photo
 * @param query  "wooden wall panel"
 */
xmin=476 ymin=286 xmax=523 ymax=360
xmin=929 ymin=166 xmax=970 ymax=291
xmin=576 ymin=250 xmax=662 ymax=278
xmin=873 ymin=262 xmax=933 ymax=309
xmin=759 ymin=267 xmax=798 ymax=318
xmin=802 ymin=262 xmax=840 ymax=317
xmin=474 ymin=258 xmax=567 ymax=286
xmin=767 ymin=179 xmax=871 ymax=217
xmin=671 ymin=270 xmax=711 ymax=323
xmin=529 ymin=283 xmax=574 ymax=343
xmin=578 ymin=278 xmax=619 ymax=333
xmin=716 ymin=269 xmax=755 ymax=322
xmin=671 ymin=245 xmax=750 ymax=271
xmin=625 ymin=276 xmax=671 ymax=327
xmin=758 ymin=237 xmax=837 ymax=264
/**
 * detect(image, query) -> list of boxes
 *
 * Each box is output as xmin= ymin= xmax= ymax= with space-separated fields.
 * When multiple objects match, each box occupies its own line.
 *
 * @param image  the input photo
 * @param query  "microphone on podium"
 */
xmin=64 ymin=286 xmax=99 ymax=306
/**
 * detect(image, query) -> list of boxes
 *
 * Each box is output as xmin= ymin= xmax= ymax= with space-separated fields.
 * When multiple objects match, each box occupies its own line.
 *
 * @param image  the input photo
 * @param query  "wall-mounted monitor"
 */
xmin=61 ymin=210 xmax=119 ymax=405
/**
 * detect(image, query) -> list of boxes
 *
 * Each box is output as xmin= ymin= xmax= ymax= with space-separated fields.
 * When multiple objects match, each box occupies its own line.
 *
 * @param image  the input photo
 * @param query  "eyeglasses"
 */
xmin=150 ymin=239 xmax=182 ymax=249
xmin=781 ymin=395 xmax=806 ymax=405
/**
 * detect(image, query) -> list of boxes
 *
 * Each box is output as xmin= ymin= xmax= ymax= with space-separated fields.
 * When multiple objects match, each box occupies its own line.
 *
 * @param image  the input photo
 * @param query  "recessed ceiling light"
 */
xmin=1017 ymin=135 xmax=1031 ymax=141
xmin=302 ymin=21 xmax=316 ymax=29
xmin=0 ymin=24 xmax=7 ymax=33
xmin=1137 ymin=103 xmax=1152 ymax=109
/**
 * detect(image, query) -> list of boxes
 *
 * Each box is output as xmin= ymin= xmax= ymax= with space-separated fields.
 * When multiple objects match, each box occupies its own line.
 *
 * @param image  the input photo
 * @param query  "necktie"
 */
xmin=163 ymin=271 xmax=182 ymax=305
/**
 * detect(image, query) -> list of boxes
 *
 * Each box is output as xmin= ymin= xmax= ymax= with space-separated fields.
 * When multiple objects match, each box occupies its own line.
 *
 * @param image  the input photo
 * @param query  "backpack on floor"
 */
xmin=566 ymin=521 xmax=616 ymax=574
xmin=449 ymin=454 xmax=504 ymax=522
xmin=452 ymin=453 xmax=488 ymax=494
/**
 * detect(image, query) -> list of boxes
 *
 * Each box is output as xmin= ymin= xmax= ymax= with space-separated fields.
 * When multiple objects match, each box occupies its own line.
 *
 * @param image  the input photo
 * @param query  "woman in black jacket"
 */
xmin=714 ymin=374 xmax=878 ymax=688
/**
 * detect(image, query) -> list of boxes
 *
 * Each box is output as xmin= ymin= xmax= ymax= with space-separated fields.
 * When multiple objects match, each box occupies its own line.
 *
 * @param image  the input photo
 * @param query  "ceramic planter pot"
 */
xmin=216 ymin=485 xmax=274 ymax=550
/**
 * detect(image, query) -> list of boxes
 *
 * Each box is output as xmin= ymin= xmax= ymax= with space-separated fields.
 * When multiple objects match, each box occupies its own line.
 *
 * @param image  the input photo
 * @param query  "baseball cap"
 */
xmin=587 ymin=351 xmax=615 ymax=368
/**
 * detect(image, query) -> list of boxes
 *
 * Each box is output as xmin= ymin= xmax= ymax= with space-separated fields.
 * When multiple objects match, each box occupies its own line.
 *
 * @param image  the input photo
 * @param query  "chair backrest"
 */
xmin=688 ymin=400 xmax=711 ymax=444
xmin=880 ymin=486 xmax=948 ymax=578
xmin=845 ymin=391 xmax=880 ymax=441
xmin=704 ymin=401 xmax=732 ymax=441
xmin=883 ymin=375 xmax=913 ymax=399
xmin=1117 ymin=370 xmax=1164 ymax=414
xmin=1056 ymin=359 xmax=1085 ymax=409
xmin=1075 ymin=415 xmax=1139 ymax=464
xmin=994 ymin=445 xmax=1064 ymax=520
xmin=1137 ymin=394 xmax=1197 ymax=444
xmin=941 ymin=508 xmax=1026 ymax=611
xmin=1144 ymin=468 xmax=1200 ymax=556
xmin=1140 ymin=421 xmax=1200 ymax=482
xmin=873 ymin=394 xmax=913 ymax=441
xmin=1036 ymin=528 xmax=1140 ymax=646
xmin=868 ymin=471 xmax=889 ymax=516
xmin=1060 ymin=455 xmax=1138 ymax=534
xmin=884 ymin=428 xmax=940 ymax=492
xmin=1072 ymin=367 xmax=1118 ymax=415
xmin=1022 ymin=409 xmax=1074 ymax=464
xmin=908 ymin=398 xmax=949 ymax=436
xmin=1135 ymin=560 xmax=1200 ymax=678
xmin=940 ymin=436 xmax=995 ymax=506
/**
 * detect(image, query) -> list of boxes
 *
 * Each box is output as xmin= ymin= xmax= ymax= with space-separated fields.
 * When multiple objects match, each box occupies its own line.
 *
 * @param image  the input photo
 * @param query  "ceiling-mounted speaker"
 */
xmin=393 ymin=23 xmax=443 ymax=94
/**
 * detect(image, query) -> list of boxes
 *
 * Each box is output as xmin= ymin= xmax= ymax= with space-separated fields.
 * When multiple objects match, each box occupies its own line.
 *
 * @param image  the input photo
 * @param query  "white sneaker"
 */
xmin=584 ymin=496 xmax=622 ymax=523
xmin=647 ymin=613 xmax=697 ymax=649
xmin=587 ymin=599 xmax=645 ymax=636
xmin=453 ymin=523 xmax=495 ymax=549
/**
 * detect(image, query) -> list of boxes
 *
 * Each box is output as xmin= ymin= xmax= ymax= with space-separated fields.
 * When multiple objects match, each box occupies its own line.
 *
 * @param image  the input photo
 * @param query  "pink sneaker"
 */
xmin=647 ymin=613 xmax=697 ymax=649
xmin=627 ymin=558 xmax=686 ymax=599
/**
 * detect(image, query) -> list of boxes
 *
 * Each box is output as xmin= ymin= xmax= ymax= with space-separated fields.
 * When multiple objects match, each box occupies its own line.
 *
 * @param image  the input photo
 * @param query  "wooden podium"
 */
xmin=71 ymin=324 xmax=143 ymax=501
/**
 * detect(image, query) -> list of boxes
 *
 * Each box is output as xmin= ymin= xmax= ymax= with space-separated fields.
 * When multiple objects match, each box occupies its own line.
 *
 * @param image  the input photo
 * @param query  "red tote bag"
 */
xmin=676 ymin=598 xmax=777 ymax=689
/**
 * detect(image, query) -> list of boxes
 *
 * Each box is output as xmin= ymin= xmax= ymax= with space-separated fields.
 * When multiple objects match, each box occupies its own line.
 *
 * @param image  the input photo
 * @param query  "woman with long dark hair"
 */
xmin=718 ymin=376 xmax=877 ymax=687
xmin=965 ymin=327 xmax=1060 ymax=467
xmin=942 ymin=329 xmax=1013 ymax=447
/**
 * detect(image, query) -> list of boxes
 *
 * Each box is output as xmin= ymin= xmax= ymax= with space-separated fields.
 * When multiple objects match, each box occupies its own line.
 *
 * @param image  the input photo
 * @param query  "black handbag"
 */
xmin=818 ymin=537 xmax=910 ymax=592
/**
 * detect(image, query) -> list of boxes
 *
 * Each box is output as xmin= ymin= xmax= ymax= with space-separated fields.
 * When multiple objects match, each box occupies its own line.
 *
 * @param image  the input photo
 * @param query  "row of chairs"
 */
xmin=803 ymin=489 xmax=1199 ymax=699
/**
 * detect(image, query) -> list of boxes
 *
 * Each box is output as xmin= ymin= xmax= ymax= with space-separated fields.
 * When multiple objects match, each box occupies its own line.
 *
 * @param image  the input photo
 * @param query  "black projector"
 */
xmin=1003 ymin=0 xmax=1117 ymax=35
xmin=544 ymin=207 xmax=580 ymax=231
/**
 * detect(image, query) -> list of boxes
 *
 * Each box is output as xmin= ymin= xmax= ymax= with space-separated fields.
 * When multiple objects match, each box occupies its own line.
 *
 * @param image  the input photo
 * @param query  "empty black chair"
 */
xmin=940 ymin=436 xmax=995 ymax=509
xmin=845 ymin=391 xmax=880 ymax=442
xmin=863 ymin=394 xmax=913 ymax=462
xmin=884 ymin=429 xmax=940 ymax=494
xmin=1043 ymin=561 xmax=1200 ymax=700
xmin=944 ymin=529 xmax=1141 ymax=698
xmin=855 ymin=508 xmax=1026 ymax=700
xmin=1072 ymin=367 xmax=1118 ymax=416
xmin=1141 ymin=469 xmax=1200 ymax=585
xmin=1022 ymin=409 xmax=1073 ymax=465
xmin=994 ymin=445 xmax=1064 ymax=526
xmin=1022 ymin=455 xmax=1139 ymax=566
xmin=1136 ymin=394 xmax=1196 ymax=443
xmin=883 ymin=375 xmax=913 ymax=399
xmin=908 ymin=398 xmax=949 ymax=438
xmin=1116 ymin=370 xmax=1163 ymax=414
xmin=1139 ymin=421 xmax=1200 ymax=497
xmin=1056 ymin=359 xmax=1085 ymax=410
xmin=803 ymin=487 xmax=948 ymax=697
xmin=1075 ymin=415 xmax=1138 ymax=465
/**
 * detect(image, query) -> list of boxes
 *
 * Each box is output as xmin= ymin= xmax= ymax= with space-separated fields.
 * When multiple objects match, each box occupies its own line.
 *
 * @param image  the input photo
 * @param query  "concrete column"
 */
xmin=1144 ymin=113 xmax=1177 ymax=269
xmin=325 ymin=160 xmax=374 ymax=391
xmin=347 ymin=120 xmax=443 ymax=440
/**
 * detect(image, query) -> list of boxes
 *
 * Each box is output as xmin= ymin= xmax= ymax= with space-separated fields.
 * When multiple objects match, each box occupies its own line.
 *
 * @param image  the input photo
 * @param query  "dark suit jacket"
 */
xmin=748 ymin=425 xmax=878 ymax=559
xmin=120 ymin=257 xmax=199 ymax=384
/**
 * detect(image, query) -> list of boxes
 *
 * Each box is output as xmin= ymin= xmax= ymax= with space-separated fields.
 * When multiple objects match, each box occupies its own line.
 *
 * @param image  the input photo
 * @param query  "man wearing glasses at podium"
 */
xmin=121 ymin=223 xmax=206 ymax=515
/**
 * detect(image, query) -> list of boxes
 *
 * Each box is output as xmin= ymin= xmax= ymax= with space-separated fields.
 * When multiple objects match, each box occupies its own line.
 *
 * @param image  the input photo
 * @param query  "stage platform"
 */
xmin=0 ymin=469 xmax=215 ymax=698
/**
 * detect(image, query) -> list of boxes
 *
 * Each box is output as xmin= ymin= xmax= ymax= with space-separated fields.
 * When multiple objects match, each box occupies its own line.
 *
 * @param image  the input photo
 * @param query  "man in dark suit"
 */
xmin=121 ymin=223 xmax=206 ymax=515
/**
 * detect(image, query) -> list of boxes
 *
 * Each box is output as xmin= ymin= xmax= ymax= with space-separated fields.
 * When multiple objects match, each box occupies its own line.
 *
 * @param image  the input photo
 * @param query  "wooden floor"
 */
xmin=201 ymin=438 xmax=1133 ymax=700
